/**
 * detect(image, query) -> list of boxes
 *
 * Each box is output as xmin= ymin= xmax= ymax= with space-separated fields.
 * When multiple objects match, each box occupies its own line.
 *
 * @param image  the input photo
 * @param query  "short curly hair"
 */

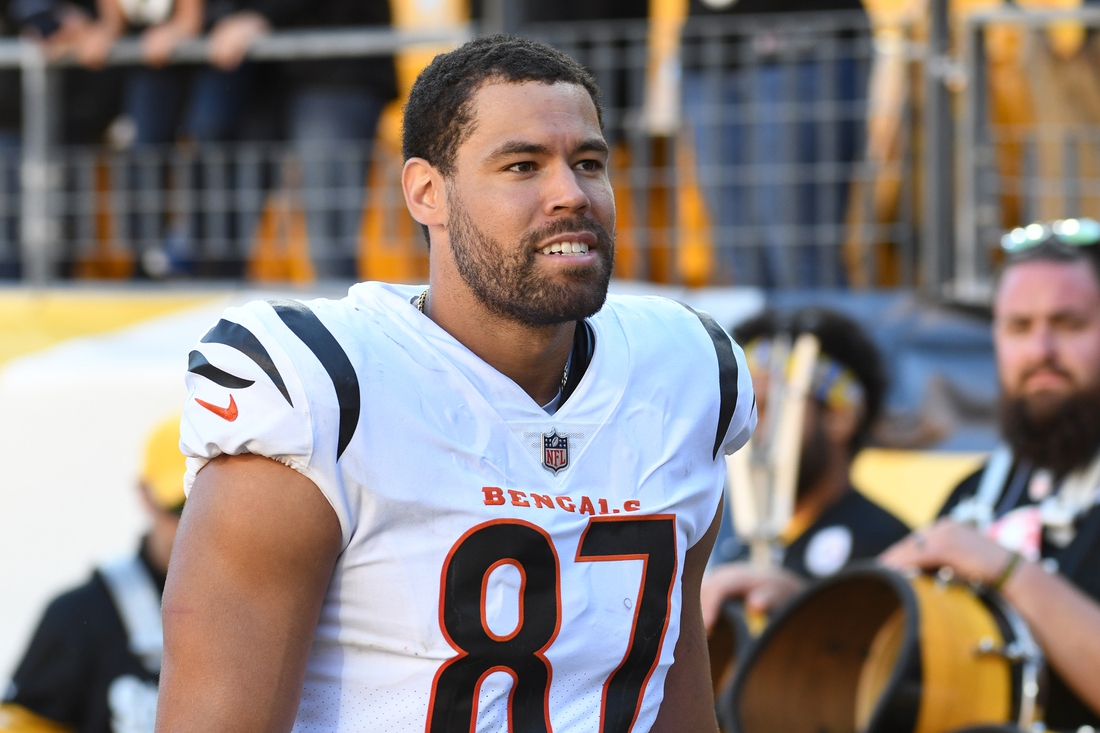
xmin=734 ymin=307 xmax=887 ymax=453
xmin=402 ymin=34 xmax=604 ymax=177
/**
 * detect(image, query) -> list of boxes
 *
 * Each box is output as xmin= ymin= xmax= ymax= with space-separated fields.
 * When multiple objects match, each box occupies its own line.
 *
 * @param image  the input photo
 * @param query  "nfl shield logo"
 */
xmin=542 ymin=429 xmax=569 ymax=474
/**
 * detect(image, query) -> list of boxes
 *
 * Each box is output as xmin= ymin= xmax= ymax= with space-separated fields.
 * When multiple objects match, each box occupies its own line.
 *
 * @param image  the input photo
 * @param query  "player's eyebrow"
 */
xmin=574 ymin=138 xmax=610 ymax=156
xmin=485 ymin=141 xmax=552 ymax=164
xmin=484 ymin=138 xmax=610 ymax=164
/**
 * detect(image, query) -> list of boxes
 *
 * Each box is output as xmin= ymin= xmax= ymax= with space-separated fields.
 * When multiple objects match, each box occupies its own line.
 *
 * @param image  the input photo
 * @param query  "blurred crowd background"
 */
xmin=0 ymin=0 xmax=1097 ymax=292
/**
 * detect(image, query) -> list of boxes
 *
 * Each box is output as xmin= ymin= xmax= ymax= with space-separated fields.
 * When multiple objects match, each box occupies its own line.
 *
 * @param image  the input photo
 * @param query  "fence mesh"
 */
xmin=0 ymin=15 xmax=922 ymax=287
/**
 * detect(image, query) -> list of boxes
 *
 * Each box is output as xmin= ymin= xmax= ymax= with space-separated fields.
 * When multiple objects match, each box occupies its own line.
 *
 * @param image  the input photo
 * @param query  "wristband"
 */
xmin=991 ymin=550 xmax=1023 ymax=592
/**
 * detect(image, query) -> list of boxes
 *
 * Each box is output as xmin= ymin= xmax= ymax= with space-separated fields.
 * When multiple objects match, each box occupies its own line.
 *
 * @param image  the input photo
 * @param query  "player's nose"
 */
xmin=544 ymin=162 xmax=590 ymax=215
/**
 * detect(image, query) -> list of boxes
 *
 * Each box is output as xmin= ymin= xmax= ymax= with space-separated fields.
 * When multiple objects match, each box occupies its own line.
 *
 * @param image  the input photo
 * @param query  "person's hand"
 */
xmin=141 ymin=22 xmax=194 ymax=67
xmin=38 ymin=5 xmax=91 ymax=61
xmin=71 ymin=21 xmax=119 ymax=68
xmin=880 ymin=518 xmax=1015 ymax=586
xmin=700 ymin=562 xmax=805 ymax=632
xmin=208 ymin=11 xmax=271 ymax=71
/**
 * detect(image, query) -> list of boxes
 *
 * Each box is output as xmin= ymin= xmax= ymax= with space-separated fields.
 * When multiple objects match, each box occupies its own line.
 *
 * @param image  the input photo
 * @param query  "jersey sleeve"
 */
xmin=180 ymin=300 xmax=354 ymax=546
xmin=678 ymin=304 xmax=757 ymax=458
xmin=721 ymin=334 xmax=757 ymax=457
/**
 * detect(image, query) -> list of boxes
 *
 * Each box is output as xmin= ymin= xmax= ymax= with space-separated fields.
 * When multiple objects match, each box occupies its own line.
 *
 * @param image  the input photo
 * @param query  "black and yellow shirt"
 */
xmin=941 ymin=466 xmax=1100 ymax=731
xmin=2 ymin=544 xmax=164 ymax=733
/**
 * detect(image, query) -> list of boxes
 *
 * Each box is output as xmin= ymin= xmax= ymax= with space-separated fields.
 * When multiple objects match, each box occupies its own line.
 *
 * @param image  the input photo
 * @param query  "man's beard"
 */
xmin=1001 ymin=383 xmax=1100 ymax=478
xmin=447 ymin=195 xmax=615 ymax=326
xmin=796 ymin=413 xmax=832 ymax=499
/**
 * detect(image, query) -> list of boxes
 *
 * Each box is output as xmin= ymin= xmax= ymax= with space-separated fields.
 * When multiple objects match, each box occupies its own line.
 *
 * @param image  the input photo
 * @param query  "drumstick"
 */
xmin=728 ymin=332 xmax=816 ymax=568
xmin=768 ymin=333 xmax=821 ymax=541
xmin=750 ymin=334 xmax=791 ymax=566
xmin=761 ymin=334 xmax=791 ymax=454
xmin=726 ymin=446 xmax=757 ymax=542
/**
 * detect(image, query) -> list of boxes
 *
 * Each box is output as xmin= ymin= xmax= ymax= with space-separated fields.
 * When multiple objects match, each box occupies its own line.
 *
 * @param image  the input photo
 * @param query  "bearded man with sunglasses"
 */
xmin=883 ymin=218 xmax=1100 ymax=730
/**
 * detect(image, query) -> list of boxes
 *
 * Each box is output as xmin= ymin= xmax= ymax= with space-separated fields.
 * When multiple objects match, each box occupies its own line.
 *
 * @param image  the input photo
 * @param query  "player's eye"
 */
xmin=1054 ymin=312 xmax=1090 ymax=331
xmin=507 ymin=161 xmax=536 ymax=173
xmin=575 ymin=158 xmax=605 ymax=172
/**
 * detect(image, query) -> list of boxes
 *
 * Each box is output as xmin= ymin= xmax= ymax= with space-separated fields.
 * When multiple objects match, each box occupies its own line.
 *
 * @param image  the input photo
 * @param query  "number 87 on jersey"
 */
xmin=426 ymin=514 xmax=679 ymax=733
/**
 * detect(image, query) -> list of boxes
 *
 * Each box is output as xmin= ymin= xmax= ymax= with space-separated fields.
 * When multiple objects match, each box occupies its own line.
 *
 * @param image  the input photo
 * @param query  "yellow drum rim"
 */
xmin=726 ymin=565 xmax=1029 ymax=733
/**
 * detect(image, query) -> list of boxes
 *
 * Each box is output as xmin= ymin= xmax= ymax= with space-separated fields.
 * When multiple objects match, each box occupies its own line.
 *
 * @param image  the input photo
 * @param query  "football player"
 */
xmin=156 ymin=35 xmax=756 ymax=733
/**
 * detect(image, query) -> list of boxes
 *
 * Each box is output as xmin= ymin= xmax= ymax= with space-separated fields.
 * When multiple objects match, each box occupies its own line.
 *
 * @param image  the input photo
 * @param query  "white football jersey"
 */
xmin=181 ymin=282 xmax=755 ymax=733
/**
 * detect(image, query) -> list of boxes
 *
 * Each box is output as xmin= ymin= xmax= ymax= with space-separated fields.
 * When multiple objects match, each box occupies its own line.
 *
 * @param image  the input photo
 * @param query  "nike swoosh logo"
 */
xmin=196 ymin=394 xmax=238 ymax=422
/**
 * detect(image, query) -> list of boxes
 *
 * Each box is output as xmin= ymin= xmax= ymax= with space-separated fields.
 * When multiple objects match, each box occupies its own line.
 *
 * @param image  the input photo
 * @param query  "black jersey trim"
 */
xmin=200 ymin=319 xmax=292 ymax=406
xmin=187 ymin=350 xmax=256 ymax=389
xmin=269 ymin=300 xmax=360 ymax=460
xmin=679 ymin=303 xmax=739 ymax=459
xmin=560 ymin=320 xmax=595 ymax=407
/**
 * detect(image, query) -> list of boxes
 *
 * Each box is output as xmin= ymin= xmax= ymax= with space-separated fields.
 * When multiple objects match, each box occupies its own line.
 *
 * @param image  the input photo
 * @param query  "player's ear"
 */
xmin=403 ymin=158 xmax=447 ymax=230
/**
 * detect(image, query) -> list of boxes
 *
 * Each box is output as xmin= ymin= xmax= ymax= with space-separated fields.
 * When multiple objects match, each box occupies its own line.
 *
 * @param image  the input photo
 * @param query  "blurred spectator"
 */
xmin=50 ymin=0 xmax=268 ymax=279
xmin=208 ymin=0 xmax=398 ymax=278
xmin=3 ymin=0 xmax=130 ymax=281
xmin=525 ymin=0 xmax=646 ymax=146
xmin=702 ymin=308 xmax=908 ymax=628
xmin=4 ymin=0 xmax=129 ymax=145
xmin=681 ymin=0 xmax=867 ymax=287
xmin=55 ymin=0 xmax=252 ymax=146
xmin=0 ymin=415 xmax=185 ymax=733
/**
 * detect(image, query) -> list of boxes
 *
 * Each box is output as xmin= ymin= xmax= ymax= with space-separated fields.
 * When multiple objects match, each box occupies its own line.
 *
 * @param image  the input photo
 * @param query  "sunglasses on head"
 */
xmin=1001 ymin=217 xmax=1100 ymax=253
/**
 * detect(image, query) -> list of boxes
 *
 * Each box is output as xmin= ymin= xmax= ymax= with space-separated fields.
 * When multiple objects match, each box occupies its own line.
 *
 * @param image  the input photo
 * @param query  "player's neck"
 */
xmin=423 ymin=279 xmax=576 ymax=406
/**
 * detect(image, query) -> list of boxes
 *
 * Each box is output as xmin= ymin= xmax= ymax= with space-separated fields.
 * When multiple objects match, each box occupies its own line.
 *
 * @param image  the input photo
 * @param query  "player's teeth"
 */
xmin=539 ymin=242 xmax=590 ymax=255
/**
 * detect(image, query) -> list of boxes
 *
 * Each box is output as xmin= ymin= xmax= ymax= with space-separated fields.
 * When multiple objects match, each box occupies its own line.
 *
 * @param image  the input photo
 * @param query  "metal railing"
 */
xmin=0 ymin=14 xmax=927 ymax=289
xmin=956 ymin=5 xmax=1100 ymax=301
xmin=0 ymin=27 xmax=472 ymax=283
xmin=526 ymin=13 xmax=917 ymax=288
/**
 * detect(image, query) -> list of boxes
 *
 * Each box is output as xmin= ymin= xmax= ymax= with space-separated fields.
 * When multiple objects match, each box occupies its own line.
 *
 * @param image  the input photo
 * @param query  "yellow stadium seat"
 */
xmin=0 ymin=704 xmax=73 ymax=733
xmin=851 ymin=448 xmax=987 ymax=528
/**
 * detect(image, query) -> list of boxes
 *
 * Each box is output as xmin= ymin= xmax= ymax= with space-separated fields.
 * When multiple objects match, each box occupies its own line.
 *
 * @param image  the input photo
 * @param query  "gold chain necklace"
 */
xmin=416 ymin=288 xmax=571 ymax=395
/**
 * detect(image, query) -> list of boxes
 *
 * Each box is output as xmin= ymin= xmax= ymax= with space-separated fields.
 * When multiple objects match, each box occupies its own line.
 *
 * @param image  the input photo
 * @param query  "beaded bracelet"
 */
xmin=992 ymin=550 xmax=1023 ymax=592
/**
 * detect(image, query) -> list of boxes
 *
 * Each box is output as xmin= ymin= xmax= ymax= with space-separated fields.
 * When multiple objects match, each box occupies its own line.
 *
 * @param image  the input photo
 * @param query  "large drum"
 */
xmin=708 ymin=599 xmax=761 ymax=699
xmin=721 ymin=566 xmax=1044 ymax=733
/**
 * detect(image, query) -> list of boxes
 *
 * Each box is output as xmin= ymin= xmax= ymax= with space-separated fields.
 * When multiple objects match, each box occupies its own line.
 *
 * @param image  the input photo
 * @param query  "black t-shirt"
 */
xmin=782 ymin=488 xmax=910 ymax=578
xmin=940 ymin=465 xmax=1100 ymax=731
xmin=3 ymin=545 xmax=165 ymax=733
